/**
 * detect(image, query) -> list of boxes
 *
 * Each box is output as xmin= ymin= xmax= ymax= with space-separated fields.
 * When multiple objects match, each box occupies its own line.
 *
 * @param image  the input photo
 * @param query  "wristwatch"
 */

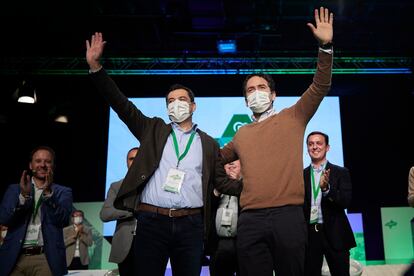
xmin=320 ymin=42 xmax=333 ymax=50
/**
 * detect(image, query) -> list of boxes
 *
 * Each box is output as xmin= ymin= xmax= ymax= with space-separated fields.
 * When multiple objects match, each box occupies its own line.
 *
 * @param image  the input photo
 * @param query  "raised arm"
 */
xmin=293 ymin=7 xmax=334 ymax=123
xmin=85 ymin=32 xmax=157 ymax=141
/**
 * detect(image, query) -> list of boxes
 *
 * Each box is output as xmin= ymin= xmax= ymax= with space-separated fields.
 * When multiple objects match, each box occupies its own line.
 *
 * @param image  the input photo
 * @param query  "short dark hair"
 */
xmin=306 ymin=131 xmax=329 ymax=145
xmin=127 ymin=147 xmax=139 ymax=159
xmin=30 ymin=146 xmax=56 ymax=164
xmin=242 ymin=74 xmax=276 ymax=98
xmin=165 ymin=84 xmax=195 ymax=104
xmin=72 ymin=210 xmax=84 ymax=217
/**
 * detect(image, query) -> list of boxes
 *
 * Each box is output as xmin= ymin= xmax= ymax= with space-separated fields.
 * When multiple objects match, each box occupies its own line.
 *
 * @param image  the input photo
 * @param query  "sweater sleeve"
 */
xmin=293 ymin=51 xmax=333 ymax=124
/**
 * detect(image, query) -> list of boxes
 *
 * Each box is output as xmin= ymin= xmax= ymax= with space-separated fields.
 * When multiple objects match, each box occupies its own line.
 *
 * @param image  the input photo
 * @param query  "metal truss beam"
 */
xmin=1 ymin=56 xmax=412 ymax=75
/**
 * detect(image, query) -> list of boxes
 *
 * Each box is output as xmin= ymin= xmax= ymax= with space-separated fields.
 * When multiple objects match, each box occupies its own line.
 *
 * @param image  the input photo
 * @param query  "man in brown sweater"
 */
xmin=218 ymin=6 xmax=334 ymax=276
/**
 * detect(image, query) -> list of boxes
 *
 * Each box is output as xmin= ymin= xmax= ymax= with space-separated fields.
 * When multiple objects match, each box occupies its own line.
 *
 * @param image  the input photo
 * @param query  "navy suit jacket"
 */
xmin=0 ymin=183 xmax=73 ymax=276
xmin=303 ymin=162 xmax=356 ymax=250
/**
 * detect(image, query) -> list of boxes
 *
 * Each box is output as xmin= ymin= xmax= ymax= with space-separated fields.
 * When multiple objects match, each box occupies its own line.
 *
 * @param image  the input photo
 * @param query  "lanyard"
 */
xmin=171 ymin=130 xmax=196 ymax=168
xmin=310 ymin=166 xmax=320 ymax=202
xmin=32 ymin=184 xmax=44 ymax=222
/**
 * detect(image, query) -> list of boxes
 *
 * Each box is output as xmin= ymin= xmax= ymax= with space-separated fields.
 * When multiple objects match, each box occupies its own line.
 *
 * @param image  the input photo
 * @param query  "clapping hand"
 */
xmin=319 ymin=168 xmax=330 ymax=192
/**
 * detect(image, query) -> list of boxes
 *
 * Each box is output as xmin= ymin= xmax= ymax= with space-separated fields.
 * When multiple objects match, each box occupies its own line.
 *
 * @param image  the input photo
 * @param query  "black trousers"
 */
xmin=133 ymin=211 xmax=204 ymax=276
xmin=118 ymin=236 xmax=135 ymax=276
xmin=209 ymin=238 xmax=238 ymax=276
xmin=305 ymin=224 xmax=350 ymax=276
xmin=237 ymin=205 xmax=306 ymax=276
xmin=68 ymin=257 xmax=88 ymax=270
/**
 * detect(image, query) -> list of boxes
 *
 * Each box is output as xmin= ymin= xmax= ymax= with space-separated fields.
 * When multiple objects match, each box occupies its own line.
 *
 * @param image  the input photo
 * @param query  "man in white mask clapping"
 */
xmin=63 ymin=210 xmax=93 ymax=271
xmin=86 ymin=33 xmax=241 ymax=276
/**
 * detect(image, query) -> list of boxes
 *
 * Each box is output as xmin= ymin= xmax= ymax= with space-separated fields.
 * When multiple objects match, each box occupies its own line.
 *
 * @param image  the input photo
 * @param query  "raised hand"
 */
xmin=307 ymin=7 xmax=333 ymax=45
xmin=19 ymin=170 xmax=32 ymax=197
xmin=42 ymin=168 xmax=54 ymax=195
xmin=86 ymin=32 xmax=106 ymax=71
xmin=319 ymin=168 xmax=330 ymax=191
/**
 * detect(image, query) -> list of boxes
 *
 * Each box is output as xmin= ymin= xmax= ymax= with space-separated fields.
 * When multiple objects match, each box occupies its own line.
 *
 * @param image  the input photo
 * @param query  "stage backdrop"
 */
xmin=104 ymin=96 xmax=343 ymax=235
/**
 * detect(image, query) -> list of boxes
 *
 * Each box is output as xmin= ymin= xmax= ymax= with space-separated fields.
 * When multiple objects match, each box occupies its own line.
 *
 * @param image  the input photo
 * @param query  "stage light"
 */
xmin=217 ymin=40 xmax=237 ymax=54
xmin=49 ymin=103 xmax=71 ymax=124
xmin=54 ymin=115 xmax=69 ymax=123
xmin=16 ymin=80 xmax=37 ymax=104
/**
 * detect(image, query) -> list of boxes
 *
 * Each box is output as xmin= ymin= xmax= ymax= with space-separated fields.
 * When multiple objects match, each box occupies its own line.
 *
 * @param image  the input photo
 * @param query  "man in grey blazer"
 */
xmin=100 ymin=147 xmax=139 ymax=276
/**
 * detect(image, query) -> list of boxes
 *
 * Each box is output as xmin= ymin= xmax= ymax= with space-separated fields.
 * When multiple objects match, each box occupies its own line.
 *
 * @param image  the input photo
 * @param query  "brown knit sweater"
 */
xmin=221 ymin=51 xmax=333 ymax=210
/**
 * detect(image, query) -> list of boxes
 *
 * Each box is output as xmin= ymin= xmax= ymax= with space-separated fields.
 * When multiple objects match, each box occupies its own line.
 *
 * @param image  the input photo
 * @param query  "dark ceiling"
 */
xmin=1 ymin=0 xmax=413 ymax=57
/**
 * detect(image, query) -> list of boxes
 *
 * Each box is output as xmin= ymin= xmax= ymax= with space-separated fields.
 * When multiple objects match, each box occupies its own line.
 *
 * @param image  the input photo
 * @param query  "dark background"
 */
xmin=0 ymin=0 xmax=413 ymax=261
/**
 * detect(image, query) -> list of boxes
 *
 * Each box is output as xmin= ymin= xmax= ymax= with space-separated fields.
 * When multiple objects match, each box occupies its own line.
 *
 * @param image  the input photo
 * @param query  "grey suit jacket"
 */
xmin=63 ymin=224 xmax=93 ymax=266
xmin=100 ymin=180 xmax=136 ymax=263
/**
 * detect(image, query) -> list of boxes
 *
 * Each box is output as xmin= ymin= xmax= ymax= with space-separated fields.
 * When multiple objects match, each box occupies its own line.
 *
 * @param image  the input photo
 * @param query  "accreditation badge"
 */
xmin=220 ymin=208 xmax=233 ymax=226
xmin=163 ymin=168 xmax=185 ymax=194
xmin=310 ymin=206 xmax=319 ymax=223
xmin=24 ymin=224 xmax=41 ymax=246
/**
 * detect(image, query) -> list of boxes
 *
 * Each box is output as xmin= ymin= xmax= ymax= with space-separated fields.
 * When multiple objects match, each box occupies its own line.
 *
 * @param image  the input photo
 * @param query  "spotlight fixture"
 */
xmin=16 ymin=80 xmax=37 ymax=104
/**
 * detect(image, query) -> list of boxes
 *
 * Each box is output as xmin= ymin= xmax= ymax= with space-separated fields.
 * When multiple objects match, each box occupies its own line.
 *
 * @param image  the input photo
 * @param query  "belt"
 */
xmin=137 ymin=203 xmax=201 ymax=218
xmin=21 ymin=246 xmax=44 ymax=255
xmin=310 ymin=223 xmax=323 ymax=232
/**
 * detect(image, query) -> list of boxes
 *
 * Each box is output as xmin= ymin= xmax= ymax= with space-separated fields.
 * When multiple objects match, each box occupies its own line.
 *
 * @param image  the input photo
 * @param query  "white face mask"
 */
xmin=168 ymin=100 xmax=192 ymax=123
xmin=247 ymin=90 xmax=272 ymax=114
xmin=73 ymin=217 xmax=83 ymax=225
xmin=1 ymin=230 xmax=6 ymax=239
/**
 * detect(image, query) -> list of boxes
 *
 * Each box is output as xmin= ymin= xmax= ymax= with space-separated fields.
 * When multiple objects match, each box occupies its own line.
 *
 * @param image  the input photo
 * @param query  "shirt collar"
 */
xmin=171 ymin=122 xmax=198 ymax=133
xmin=31 ymin=178 xmax=44 ymax=192
xmin=251 ymin=108 xmax=276 ymax=123
xmin=311 ymin=161 xmax=327 ymax=173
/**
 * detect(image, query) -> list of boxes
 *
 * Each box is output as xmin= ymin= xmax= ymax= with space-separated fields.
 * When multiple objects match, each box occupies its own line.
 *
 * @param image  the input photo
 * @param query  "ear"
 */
xmin=29 ymin=162 xmax=33 ymax=170
xmin=271 ymin=91 xmax=276 ymax=101
xmin=245 ymin=97 xmax=249 ymax=107
xmin=326 ymin=145 xmax=331 ymax=152
xmin=191 ymin=102 xmax=197 ymax=113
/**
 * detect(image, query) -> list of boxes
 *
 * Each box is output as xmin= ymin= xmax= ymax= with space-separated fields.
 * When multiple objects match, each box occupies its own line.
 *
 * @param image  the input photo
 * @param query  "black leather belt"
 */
xmin=137 ymin=203 xmax=202 ymax=218
xmin=21 ymin=246 xmax=44 ymax=255
xmin=310 ymin=223 xmax=323 ymax=232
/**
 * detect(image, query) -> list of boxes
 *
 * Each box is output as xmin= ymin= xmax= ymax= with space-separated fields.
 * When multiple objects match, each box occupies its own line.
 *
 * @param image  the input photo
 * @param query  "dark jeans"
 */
xmin=305 ymin=224 xmax=350 ymax=276
xmin=134 ymin=211 xmax=204 ymax=276
xmin=118 ymin=236 xmax=135 ymax=276
xmin=209 ymin=238 xmax=238 ymax=276
xmin=237 ymin=205 xmax=306 ymax=276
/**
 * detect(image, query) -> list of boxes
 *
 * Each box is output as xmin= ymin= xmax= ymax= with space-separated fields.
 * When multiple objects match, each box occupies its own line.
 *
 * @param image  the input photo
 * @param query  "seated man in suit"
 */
xmin=100 ymin=147 xmax=139 ymax=276
xmin=63 ymin=209 xmax=93 ymax=270
xmin=0 ymin=146 xmax=73 ymax=276
xmin=303 ymin=131 xmax=356 ymax=276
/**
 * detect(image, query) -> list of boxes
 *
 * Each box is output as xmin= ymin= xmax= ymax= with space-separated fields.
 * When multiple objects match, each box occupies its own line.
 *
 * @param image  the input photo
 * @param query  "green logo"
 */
xmin=170 ymin=174 xmax=181 ymax=181
xmin=215 ymin=114 xmax=252 ymax=147
xmin=385 ymin=220 xmax=397 ymax=229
